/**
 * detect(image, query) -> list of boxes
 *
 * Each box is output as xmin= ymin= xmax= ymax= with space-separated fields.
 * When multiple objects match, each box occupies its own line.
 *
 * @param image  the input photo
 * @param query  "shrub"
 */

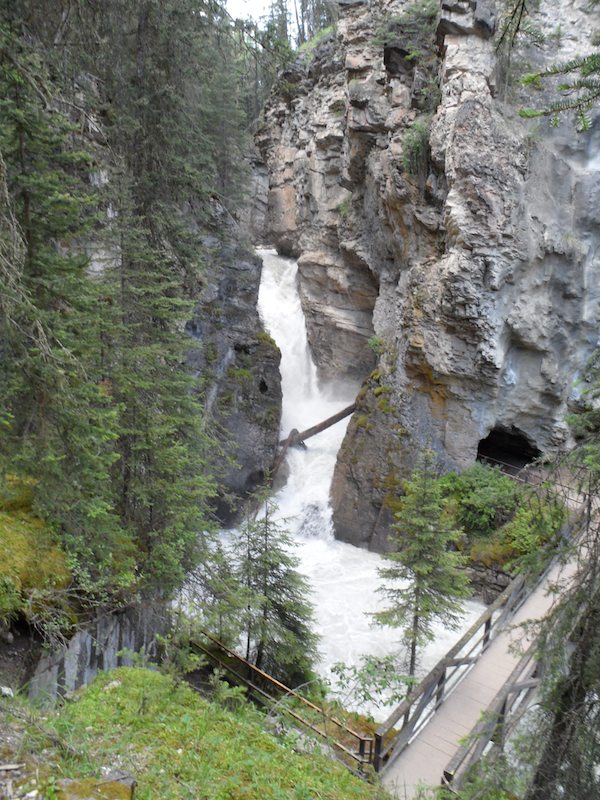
xmin=439 ymin=464 xmax=521 ymax=539
xmin=403 ymin=118 xmax=430 ymax=177
xmin=438 ymin=464 xmax=564 ymax=570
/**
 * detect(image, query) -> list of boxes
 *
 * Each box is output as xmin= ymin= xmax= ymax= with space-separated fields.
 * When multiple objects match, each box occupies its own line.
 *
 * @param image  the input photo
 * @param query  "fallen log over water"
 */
xmin=279 ymin=403 xmax=356 ymax=448
xmin=271 ymin=403 xmax=356 ymax=483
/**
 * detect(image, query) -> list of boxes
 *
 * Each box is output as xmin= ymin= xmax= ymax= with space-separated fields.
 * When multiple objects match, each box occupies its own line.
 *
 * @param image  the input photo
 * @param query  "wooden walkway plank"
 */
xmin=381 ymin=557 xmax=574 ymax=799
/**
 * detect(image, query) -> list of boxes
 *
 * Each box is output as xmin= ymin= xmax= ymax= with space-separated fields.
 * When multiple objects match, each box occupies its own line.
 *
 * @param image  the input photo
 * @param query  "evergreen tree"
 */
xmin=92 ymin=0 xmax=222 ymax=593
xmin=499 ymin=0 xmax=600 ymax=129
xmin=373 ymin=449 xmax=470 ymax=677
xmin=0 ymin=0 xmax=293 ymax=617
xmin=233 ymin=493 xmax=318 ymax=687
xmin=517 ymin=362 xmax=600 ymax=800
xmin=0 ymin=13 xmax=131 ymax=599
xmin=0 ymin=0 xmax=261 ymax=603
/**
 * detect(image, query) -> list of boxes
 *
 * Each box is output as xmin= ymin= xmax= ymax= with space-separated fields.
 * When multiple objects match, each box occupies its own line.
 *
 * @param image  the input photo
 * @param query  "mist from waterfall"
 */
xmin=256 ymin=248 xmax=483 ymax=715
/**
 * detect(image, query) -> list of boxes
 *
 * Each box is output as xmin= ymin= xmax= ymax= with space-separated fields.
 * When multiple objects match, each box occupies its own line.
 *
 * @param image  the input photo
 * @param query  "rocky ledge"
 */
xmin=258 ymin=0 xmax=600 ymax=550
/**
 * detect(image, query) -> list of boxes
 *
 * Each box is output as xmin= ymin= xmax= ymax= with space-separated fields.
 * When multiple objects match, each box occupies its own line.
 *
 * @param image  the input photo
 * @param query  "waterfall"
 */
xmin=256 ymin=249 xmax=483 ymax=714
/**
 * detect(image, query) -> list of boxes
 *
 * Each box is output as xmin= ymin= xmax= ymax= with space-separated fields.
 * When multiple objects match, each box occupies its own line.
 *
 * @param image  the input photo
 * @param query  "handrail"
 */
xmin=477 ymin=454 xmax=579 ymax=505
xmin=441 ymin=642 xmax=541 ymax=791
xmin=373 ymin=500 xmax=577 ymax=775
xmin=373 ymin=573 xmax=528 ymax=771
xmin=191 ymin=632 xmax=373 ymax=768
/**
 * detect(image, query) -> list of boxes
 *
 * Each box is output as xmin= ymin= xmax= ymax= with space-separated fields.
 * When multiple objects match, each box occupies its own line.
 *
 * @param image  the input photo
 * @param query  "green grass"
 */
xmin=36 ymin=668 xmax=388 ymax=800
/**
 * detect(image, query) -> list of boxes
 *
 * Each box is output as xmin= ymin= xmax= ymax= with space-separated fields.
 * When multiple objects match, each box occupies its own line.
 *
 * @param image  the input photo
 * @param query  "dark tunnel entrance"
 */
xmin=477 ymin=426 xmax=541 ymax=474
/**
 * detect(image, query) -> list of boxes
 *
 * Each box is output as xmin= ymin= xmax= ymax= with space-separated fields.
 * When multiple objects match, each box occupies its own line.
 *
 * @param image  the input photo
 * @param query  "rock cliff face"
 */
xmin=186 ymin=220 xmax=282 ymax=524
xmin=257 ymin=0 xmax=600 ymax=549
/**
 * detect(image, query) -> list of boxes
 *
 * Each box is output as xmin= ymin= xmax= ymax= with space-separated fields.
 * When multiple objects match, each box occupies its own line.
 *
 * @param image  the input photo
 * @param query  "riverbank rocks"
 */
xmin=257 ymin=0 xmax=600 ymax=552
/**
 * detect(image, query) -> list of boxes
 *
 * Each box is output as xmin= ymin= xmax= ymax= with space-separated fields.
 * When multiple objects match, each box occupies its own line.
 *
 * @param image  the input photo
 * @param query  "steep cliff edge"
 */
xmin=257 ymin=0 xmax=600 ymax=549
xmin=186 ymin=220 xmax=282 ymax=524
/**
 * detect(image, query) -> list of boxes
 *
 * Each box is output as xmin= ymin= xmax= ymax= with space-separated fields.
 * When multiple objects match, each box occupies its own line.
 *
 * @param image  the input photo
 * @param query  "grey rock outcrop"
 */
xmin=258 ymin=0 xmax=600 ymax=550
xmin=29 ymin=603 xmax=167 ymax=702
xmin=187 ymin=227 xmax=282 ymax=523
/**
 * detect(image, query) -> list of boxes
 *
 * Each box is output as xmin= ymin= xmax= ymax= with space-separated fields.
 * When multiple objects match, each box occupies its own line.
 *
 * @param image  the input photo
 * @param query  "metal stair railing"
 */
xmin=190 ymin=631 xmax=373 ymax=769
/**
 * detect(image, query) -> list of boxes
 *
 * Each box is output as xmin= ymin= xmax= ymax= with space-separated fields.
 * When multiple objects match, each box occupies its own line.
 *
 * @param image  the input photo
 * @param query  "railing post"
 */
xmin=492 ymin=698 xmax=507 ymax=747
xmin=435 ymin=668 xmax=446 ymax=710
xmin=374 ymin=733 xmax=383 ymax=772
xmin=442 ymin=768 xmax=455 ymax=787
xmin=483 ymin=616 xmax=492 ymax=650
xmin=358 ymin=737 xmax=365 ymax=762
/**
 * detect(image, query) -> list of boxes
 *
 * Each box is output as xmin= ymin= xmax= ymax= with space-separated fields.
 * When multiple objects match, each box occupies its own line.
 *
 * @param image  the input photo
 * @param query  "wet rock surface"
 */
xmin=187 ymin=232 xmax=282 ymax=524
xmin=259 ymin=0 xmax=600 ymax=551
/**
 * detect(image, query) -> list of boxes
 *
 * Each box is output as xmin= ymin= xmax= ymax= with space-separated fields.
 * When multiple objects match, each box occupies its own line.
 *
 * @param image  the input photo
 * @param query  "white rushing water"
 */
xmin=256 ymin=248 xmax=483 ymax=717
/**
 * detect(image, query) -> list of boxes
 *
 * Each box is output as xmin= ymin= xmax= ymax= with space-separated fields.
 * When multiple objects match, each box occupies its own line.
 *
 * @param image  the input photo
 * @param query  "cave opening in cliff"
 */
xmin=383 ymin=45 xmax=415 ymax=76
xmin=477 ymin=426 xmax=541 ymax=473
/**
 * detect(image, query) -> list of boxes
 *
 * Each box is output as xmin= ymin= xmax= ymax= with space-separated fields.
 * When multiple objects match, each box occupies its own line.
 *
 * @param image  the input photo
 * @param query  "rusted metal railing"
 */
xmin=191 ymin=631 xmax=373 ymax=769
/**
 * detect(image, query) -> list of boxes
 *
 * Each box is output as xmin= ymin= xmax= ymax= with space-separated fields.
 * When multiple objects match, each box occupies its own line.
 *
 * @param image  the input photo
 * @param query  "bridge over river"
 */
xmin=198 ymin=396 xmax=580 ymax=796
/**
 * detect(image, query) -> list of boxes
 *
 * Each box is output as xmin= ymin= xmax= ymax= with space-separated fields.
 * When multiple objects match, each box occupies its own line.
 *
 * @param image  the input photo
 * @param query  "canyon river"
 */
xmin=255 ymin=248 xmax=483 ymax=716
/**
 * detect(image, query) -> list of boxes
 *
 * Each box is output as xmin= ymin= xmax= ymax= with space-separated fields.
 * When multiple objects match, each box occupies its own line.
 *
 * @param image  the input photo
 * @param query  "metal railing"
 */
xmin=441 ymin=643 xmax=542 ymax=791
xmin=190 ymin=632 xmax=373 ymax=769
xmin=477 ymin=454 xmax=580 ymax=507
xmin=373 ymin=574 xmax=529 ymax=771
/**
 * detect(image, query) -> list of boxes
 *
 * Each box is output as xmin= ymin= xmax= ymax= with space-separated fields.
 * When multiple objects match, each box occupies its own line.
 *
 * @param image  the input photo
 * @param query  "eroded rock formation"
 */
xmin=186 ymin=222 xmax=282 ymax=524
xmin=258 ymin=0 xmax=600 ymax=549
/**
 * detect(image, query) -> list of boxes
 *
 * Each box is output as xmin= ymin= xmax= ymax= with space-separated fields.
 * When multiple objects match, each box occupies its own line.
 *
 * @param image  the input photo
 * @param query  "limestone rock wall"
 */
xmin=258 ymin=0 xmax=600 ymax=549
xmin=186 ymin=227 xmax=282 ymax=524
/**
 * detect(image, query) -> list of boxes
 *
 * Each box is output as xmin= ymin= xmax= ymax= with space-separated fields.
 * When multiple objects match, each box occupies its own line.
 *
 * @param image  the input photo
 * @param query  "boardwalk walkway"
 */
xmin=381 ymin=557 xmax=572 ymax=799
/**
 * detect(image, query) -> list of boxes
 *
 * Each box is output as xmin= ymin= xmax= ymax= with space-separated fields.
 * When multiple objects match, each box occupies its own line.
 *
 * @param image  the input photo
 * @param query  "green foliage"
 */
xmin=373 ymin=0 xmax=439 ymax=51
xmin=368 ymin=335 xmax=385 ymax=355
xmin=0 ymin=0 xmax=281 ymax=617
xmin=519 ymin=52 xmax=600 ymax=130
xmin=232 ymin=494 xmax=319 ymax=687
xmin=257 ymin=329 xmax=278 ymax=348
xmin=291 ymin=0 xmax=337 ymax=49
xmin=403 ymin=118 xmax=431 ymax=179
xmin=0 ymin=14 xmax=132 ymax=600
xmin=507 ymin=352 xmax=600 ymax=799
xmin=331 ymin=654 xmax=413 ymax=709
xmin=374 ymin=450 xmax=470 ymax=676
xmin=441 ymin=355 xmax=600 ymax=799
xmin=336 ymin=192 xmax=352 ymax=219
xmin=297 ymin=25 xmax=334 ymax=58
xmin=0 ymin=510 xmax=69 ymax=615
xmin=500 ymin=0 xmax=600 ymax=129
xmin=436 ymin=463 xmax=564 ymax=570
xmin=20 ymin=667 xmax=387 ymax=800
xmin=0 ymin=482 xmax=75 ymax=642
xmin=438 ymin=464 xmax=521 ymax=538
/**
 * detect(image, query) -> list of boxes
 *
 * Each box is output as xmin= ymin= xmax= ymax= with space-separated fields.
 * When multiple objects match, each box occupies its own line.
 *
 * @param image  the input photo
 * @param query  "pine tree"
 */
xmin=373 ymin=449 xmax=470 ymax=677
xmin=93 ymin=0 xmax=222 ymax=593
xmin=499 ymin=0 xmax=600 ymax=129
xmin=0 ymin=0 xmax=285 ymax=612
xmin=0 ymin=12 xmax=131 ymax=599
xmin=234 ymin=493 xmax=318 ymax=687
